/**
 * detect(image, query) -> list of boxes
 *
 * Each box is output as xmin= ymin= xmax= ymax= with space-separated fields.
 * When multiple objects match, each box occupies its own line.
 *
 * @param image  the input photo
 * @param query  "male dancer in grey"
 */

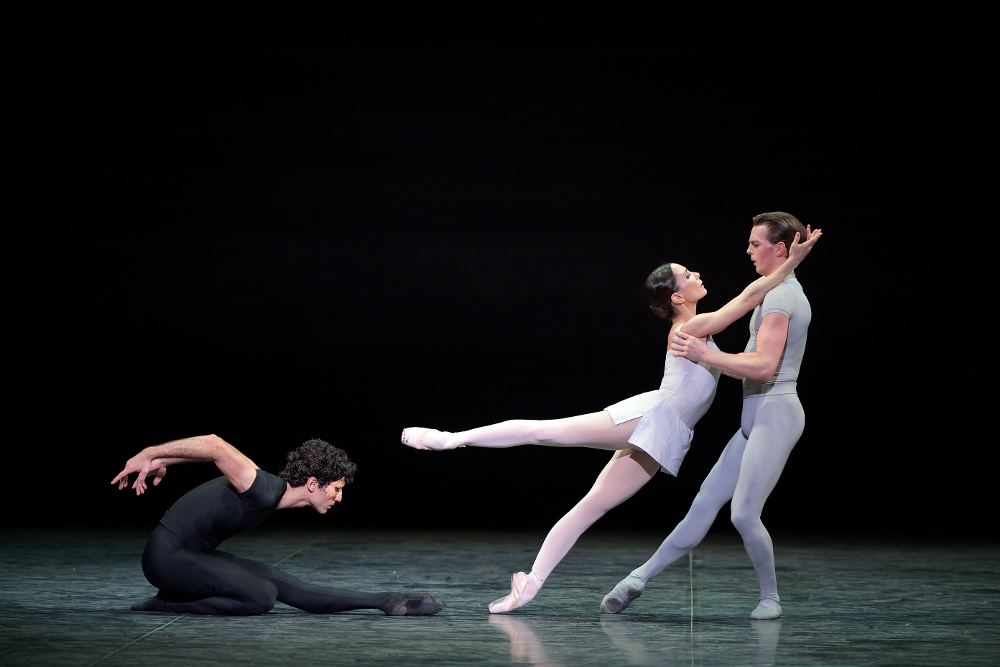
xmin=602 ymin=212 xmax=811 ymax=620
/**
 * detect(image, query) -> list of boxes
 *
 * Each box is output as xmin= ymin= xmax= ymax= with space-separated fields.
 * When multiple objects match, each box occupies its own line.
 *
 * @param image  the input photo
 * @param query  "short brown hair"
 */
xmin=752 ymin=212 xmax=806 ymax=254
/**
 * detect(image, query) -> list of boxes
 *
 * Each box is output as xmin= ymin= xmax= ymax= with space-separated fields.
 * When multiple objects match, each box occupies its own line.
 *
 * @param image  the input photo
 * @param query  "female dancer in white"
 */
xmin=402 ymin=228 xmax=820 ymax=614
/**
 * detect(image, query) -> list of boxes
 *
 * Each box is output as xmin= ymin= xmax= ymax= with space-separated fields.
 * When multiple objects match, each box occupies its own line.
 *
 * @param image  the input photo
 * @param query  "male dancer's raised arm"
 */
xmin=679 ymin=226 xmax=820 ymax=339
xmin=112 ymin=434 xmax=259 ymax=495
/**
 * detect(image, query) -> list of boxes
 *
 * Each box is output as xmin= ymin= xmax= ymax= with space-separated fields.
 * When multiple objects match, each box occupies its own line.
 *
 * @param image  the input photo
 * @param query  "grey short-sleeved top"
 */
xmin=742 ymin=274 xmax=811 ymax=396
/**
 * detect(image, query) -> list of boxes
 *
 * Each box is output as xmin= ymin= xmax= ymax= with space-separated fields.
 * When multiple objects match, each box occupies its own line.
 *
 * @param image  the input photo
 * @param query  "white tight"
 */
xmin=454 ymin=412 xmax=660 ymax=581
xmin=632 ymin=394 xmax=805 ymax=602
xmin=452 ymin=411 xmax=639 ymax=451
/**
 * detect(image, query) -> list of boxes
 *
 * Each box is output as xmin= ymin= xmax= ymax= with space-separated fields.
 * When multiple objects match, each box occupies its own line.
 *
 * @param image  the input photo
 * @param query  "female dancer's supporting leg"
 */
xmin=404 ymin=412 xmax=658 ymax=613
xmin=489 ymin=446 xmax=660 ymax=612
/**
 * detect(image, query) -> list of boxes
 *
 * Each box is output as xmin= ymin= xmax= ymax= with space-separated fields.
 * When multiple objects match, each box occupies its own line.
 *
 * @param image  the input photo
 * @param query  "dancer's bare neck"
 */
xmin=670 ymin=301 xmax=698 ymax=327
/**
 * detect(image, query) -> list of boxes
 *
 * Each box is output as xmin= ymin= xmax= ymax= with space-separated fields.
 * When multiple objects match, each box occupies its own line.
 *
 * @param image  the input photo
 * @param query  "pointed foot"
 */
xmin=384 ymin=593 xmax=444 ymax=616
xmin=488 ymin=572 xmax=543 ymax=614
xmin=601 ymin=574 xmax=646 ymax=614
xmin=401 ymin=428 xmax=458 ymax=451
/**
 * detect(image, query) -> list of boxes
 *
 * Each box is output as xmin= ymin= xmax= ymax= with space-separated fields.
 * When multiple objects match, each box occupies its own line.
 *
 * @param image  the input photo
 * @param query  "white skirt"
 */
xmin=605 ymin=392 xmax=694 ymax=477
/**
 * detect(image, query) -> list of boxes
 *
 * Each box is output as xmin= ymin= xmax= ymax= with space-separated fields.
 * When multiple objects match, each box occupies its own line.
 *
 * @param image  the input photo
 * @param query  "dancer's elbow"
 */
xmin=747 ymin=362 xmax=778 ymax=382
xmin=749 ymin=368 xmax=777 ymax=382
xmin=201 ymin=434 xmax=225 ymax=449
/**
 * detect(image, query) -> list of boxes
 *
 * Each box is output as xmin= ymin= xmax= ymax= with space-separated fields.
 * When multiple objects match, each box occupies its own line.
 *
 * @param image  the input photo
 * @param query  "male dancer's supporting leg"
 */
xmin=603 ymin=394 xmax=803 ymax=619
xmin=601 ymin=428 xmax=747 ymax=613
xmin=489 ymin=447 xmax=659 ymax=612
xmin=729 ymin=394 xmax=804 ymax=619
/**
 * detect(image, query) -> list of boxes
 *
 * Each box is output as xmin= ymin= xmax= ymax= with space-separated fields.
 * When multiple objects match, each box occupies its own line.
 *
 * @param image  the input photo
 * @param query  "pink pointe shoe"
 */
xmin=489 ymin=572 xmax=543 ymax=614
xmin=400 ymin=427 xmax=460 ymax=451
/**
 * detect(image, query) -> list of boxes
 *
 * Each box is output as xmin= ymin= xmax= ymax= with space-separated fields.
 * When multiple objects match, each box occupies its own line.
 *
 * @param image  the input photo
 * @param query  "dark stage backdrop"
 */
xmin=8 ymin=10 xmax=990 ymax=537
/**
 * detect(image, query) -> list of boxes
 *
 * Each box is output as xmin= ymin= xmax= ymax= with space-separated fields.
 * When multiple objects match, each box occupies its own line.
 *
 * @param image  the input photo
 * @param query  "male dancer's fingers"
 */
xmin=132 ymin=465 xmax=151 ymax=494
xmin=113 ymin=469 xmax=134 ymax=489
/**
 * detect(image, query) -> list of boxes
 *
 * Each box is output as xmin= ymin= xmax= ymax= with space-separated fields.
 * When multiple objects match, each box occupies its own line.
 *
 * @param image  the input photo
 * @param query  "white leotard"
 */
xmin=604 ymin=338 xmax=721 ymax=476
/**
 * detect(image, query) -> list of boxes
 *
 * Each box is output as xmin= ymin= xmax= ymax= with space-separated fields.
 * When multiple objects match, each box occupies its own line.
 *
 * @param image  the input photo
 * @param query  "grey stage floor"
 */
xmin=0 ymin=529 xmax=997 ymax=666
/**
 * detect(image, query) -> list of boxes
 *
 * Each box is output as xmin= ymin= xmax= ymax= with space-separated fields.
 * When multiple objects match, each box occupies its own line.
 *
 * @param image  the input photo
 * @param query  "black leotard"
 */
xmin=159 ymin=469 xmax=287 ymax=552
xmin=137 ymin=470 xmax=403 ymax=615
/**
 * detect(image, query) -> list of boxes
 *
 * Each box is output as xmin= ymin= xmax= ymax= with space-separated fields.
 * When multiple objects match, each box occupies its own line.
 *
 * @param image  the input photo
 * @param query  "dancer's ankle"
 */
xmin=401 ymin=427 xmax=457 ymax=450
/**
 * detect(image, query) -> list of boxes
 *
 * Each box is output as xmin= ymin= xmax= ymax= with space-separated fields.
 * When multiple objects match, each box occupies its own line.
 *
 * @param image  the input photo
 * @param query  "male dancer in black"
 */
xmin=113 ymin=434 xmax=442 ymax=616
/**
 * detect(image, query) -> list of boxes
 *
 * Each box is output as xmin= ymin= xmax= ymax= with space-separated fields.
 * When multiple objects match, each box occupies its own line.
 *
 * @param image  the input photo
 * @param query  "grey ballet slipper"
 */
xmin=601 ymin=573 xmax=647 ymax=614
xmin=750 ymin=599 xmax=782 ymax=620
xmin=131 ymin=596 xmax=170 ymax=612
xmin=383 ymin=593 xmax=444 ymax=616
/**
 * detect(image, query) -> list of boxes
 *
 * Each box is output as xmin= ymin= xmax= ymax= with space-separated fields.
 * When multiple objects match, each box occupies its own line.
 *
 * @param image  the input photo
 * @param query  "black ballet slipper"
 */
xmin=130 ymin=596 xmax=170 ymax=612
xmin=383 ymin=593 xmax=444 ymax=616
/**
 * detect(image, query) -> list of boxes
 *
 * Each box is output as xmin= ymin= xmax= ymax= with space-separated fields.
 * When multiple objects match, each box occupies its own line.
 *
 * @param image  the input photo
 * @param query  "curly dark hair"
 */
xmin=278 ymin=439 xmax=357 ymax=488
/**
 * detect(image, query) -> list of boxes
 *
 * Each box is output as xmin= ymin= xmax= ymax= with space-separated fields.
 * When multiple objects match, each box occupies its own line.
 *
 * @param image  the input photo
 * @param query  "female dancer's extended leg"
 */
xmin=403 ymin=411 xmax=638 ymax=451
xmin=404 ymin=411 xmax=657 ymax=613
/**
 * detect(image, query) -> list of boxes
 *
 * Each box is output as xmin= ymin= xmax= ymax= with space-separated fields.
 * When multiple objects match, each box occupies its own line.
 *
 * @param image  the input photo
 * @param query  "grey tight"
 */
xmin=632 ymin=393 xmax=804 ymax=602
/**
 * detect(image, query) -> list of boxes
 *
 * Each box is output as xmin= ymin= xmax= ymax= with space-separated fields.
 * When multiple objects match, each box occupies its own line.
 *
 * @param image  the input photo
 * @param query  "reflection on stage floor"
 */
xmin=0 ymin=529 xmax=996 ymax=665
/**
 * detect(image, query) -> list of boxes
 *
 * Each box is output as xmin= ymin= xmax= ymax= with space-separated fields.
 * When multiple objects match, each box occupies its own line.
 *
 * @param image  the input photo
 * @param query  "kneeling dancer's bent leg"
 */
xmin=135 ymin=526 xmax=277 ymax=615
xmin=135 ymin=526 xmax=441 ymax=615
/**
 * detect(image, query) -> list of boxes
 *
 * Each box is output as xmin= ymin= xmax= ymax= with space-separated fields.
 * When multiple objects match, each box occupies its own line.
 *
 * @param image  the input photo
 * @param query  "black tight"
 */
xmin=141 ymin=525 xmax=394 ymax=615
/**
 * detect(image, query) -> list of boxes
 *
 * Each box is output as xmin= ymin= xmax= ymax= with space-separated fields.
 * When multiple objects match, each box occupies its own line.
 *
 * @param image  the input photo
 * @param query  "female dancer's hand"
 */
xmin=785 ymin=225 xmax=822 ymax=269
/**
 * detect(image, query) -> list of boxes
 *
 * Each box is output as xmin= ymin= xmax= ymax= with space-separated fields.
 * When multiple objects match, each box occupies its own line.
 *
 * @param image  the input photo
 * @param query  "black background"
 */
xmin=8 ymin=9 xmax=990 ymax=537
